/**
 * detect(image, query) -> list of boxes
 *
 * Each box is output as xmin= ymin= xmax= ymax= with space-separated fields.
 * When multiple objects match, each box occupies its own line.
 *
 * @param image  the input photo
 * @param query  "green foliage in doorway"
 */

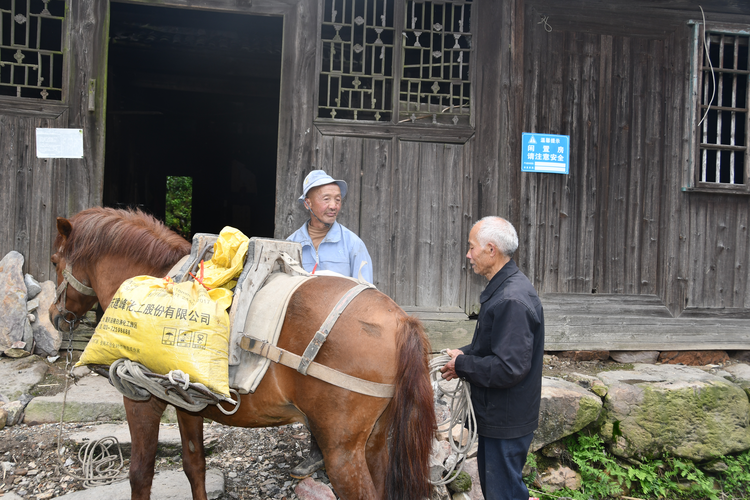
xmin=166 ymin=176 xmax=192 ymax=239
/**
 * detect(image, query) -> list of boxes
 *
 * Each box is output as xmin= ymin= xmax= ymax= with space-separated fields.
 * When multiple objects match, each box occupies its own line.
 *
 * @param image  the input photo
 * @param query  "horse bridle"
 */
xmin=54 ymin=262 xmax=97 ymax=328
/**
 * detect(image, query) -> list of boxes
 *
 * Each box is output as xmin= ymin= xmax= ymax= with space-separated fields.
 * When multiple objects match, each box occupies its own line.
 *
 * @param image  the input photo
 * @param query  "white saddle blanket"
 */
xmin=228 ymin=272 xmax=312 ymax=394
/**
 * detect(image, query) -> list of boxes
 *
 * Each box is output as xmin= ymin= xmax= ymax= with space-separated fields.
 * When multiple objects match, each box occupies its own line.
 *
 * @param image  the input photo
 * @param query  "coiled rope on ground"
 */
xmin=428 ymin=352 xmax=478 ymax=486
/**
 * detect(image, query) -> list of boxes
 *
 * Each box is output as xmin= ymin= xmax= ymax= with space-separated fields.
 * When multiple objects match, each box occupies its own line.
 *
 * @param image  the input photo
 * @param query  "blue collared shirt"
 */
xmin=286 ymin=221 xmax=374 ymax=283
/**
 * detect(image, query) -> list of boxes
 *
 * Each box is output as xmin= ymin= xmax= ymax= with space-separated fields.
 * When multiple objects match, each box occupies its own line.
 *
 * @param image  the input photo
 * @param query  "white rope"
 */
xmin=65 ymin=436 xmax=128 ymax=488
xmin=109 ymin=359 xmax=241 ymax=415
xmin=429 ymin=353 xmax=478 ymax=486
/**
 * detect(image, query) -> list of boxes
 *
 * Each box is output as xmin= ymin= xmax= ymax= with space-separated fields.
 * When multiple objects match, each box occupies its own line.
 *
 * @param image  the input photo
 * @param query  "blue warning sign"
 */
xmin=521 ymin=133 xmax=570 ymax=174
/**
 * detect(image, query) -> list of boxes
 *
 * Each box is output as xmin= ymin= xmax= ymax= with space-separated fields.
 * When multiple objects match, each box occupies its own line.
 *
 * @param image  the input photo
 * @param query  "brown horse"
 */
xmin=49 ymin=207 xmax=435 ymax=500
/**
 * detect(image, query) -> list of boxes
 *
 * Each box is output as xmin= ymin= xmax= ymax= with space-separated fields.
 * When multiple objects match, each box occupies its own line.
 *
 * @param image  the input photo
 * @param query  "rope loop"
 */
xmin=429 ymin=352 xmax=478 ymax=486
xmin=109 ymin=359 xmax=240 ymax=415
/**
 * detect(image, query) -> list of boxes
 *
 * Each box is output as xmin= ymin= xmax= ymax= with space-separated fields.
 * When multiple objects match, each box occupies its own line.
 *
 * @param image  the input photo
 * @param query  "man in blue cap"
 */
xmin=286 ymin=169 xmax=373 ymax=477
xmin=287 ymin=169 xmax=373 ymax=282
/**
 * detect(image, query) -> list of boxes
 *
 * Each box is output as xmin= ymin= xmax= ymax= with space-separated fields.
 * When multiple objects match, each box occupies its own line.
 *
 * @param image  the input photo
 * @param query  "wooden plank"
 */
xmin=662 ymin=30 xmax=690 ymax=316
xmin=688 ymin=197 xmax=708 ymax=308
xmin=0 ymin=115 xmax=19 ymax=264
xmin=604 ymin=36 xmax=632 ymax=294
xmin=555 ymin=31 xmax=579 ymax=294
xmin=639 ymin=38 xmax=666 ymax=297
xmin=715 ymin=201 xmax=735 ymax=308
xmin=0 ymin=97 xmax=68 ymax=119
xmin=416 ymin=143 xmax=441 ymax=308
xmin=273 ymin=1 xmax=319 ymax=239
xmin=314 ymin=122 xmax=474 ymax=144
xmin=328 ymin=136 xmax=363 ymax=233
xmin=460 ymin=140 xmax=477 ymax=314
xmin=66 ymin=0 xmax=110 ymax=211
xmin=359 ymin=138 xmax=393 ymax=292
xmin=392 ymin=141 xmax=420 ymax=306
xmin=13 ymin=119 xmax=31 ymax=265
xmin=624 ymin=37 xmax=648 ymax=295
xmin=737 ymin=202 xmax=750 ymax=308
xmin=593 ymin=34 xmax=613 ymax=294
xmin=703 ymin=200 xmax=719 ymax=307
xmin=26 ymin=115 xmax=60 ymax=282
xmin=440 ymin=144 xmax=464 ymax=309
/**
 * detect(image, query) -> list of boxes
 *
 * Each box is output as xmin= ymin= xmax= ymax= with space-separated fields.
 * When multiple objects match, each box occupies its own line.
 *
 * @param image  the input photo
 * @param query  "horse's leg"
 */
xmin=175 ymin=409 xmax=207 ymax=500
xmin=365 ymin=410 xmax=391 ymax=498
xmin=319 ymin=434 xmax=377 ymax=500
xmin=124 ymin=396 xmax=167 ymax=500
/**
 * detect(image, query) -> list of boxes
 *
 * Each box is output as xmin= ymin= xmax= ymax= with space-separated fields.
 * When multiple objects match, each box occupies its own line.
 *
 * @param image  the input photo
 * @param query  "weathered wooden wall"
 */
xmin=515 ymin=0 xmax=750 ymax=348
xmin=0 ymin=101 xmax=69 ymax=282
xmin=303 ymin=132 xmax=472 ymax=316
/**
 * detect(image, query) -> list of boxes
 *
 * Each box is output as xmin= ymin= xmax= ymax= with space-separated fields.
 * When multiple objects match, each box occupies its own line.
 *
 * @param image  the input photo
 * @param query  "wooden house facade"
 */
xmin=1 ymin=0 xmax=749 ymax=350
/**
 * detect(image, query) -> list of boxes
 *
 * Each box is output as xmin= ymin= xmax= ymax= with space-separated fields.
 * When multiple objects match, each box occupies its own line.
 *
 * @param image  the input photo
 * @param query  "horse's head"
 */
xmin=49 ymin=216 xmax=99 ymax=332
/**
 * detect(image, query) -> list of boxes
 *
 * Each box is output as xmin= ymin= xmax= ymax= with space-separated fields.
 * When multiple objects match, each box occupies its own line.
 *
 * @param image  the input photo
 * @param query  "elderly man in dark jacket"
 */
xmin=442 ymin=216 xmax=544 ymax=500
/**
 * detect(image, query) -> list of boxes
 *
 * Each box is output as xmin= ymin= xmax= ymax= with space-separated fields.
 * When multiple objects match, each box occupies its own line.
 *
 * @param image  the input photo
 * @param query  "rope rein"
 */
xmin=429 ymin=353 xmax=478 ymax=486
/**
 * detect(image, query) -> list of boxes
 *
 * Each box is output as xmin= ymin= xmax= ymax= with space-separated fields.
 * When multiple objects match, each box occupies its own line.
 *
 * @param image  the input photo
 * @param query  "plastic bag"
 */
xmin=200 ymin=226 xmax=249 ymax=289
xmin=77 ymin=276 xmax=233 ymax=396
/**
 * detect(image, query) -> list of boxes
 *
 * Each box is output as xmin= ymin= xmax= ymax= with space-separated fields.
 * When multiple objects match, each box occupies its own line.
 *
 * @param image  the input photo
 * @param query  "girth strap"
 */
xmin=298 ymin=282 xmax=374 ymax=376
xmin=240 ymin=336 xmax=394 ymax=398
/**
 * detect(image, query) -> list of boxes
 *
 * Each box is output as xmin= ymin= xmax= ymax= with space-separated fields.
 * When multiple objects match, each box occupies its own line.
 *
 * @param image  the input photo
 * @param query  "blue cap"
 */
xmin=298 ymin=170 xmax=348 ymax=203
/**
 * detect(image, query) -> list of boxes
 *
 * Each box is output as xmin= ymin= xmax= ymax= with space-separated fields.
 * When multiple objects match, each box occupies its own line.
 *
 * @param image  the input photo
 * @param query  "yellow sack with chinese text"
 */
xmin=77 ymin=276 xmax=233 ymax=396
xmin=200 ymin=226 xmax=249 ymax=289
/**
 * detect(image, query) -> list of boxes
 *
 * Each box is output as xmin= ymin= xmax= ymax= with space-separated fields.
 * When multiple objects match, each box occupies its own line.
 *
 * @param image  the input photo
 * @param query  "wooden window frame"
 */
xmin=314 ymin=0 xmax=476 ymax=136
xmin=686 ymin=21 xmax=750 ymax=195
xmin=0 ymin=0 xmax=68 ymax=104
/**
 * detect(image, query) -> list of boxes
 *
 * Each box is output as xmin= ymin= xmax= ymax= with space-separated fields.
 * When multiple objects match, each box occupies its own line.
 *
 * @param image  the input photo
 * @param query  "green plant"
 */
xmin=717 ymin=450 xmax=750 ymax=498
xmin=166 ymin=176 xmax=193 ymax=239
xmin=527 ymin=433 xmax=750 ymax=500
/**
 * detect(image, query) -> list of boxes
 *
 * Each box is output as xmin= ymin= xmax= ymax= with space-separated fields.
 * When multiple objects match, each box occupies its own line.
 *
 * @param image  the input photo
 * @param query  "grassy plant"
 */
xmin=525 ymin=432 xmax=750 ymax=500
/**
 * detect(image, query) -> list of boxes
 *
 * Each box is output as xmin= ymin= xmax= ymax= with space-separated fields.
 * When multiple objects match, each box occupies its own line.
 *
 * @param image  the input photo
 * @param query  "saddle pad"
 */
xmin=228 ymin=272 xmax=312 ymax=394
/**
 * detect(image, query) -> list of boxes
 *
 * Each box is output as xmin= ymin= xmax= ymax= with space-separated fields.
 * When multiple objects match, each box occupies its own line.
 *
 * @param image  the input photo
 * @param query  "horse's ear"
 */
xmin=56 ymin=217 xmax=72 ymax=239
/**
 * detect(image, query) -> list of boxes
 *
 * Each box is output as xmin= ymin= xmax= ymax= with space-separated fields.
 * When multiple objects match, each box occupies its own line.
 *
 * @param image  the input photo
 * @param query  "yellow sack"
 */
xmin=201 ymin=226 xmax=249 ymax=289
xmin=77 ymin=276 xmax=233 ymax=396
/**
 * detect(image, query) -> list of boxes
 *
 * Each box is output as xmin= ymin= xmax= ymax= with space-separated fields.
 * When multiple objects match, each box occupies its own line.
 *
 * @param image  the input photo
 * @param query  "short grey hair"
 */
xmin=475 ymin=216 xmax=518 ymax=257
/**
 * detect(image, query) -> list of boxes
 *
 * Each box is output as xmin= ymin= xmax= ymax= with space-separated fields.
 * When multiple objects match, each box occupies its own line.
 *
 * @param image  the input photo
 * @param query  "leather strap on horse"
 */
xmin=240 ymin=336 xmax=395 ymax=398
xmin=298 ymin=282 xmax=375 ymax=376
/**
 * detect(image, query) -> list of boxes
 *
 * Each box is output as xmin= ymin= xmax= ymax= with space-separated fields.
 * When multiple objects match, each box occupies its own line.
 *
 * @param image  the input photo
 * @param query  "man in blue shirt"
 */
xmin=286 ymin=169 xmax=373 ymax=477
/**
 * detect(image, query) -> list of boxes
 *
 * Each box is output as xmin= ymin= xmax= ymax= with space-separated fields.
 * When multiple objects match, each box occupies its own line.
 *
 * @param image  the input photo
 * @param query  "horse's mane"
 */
xmin=55 ymin=207 xmax=191 ymax=271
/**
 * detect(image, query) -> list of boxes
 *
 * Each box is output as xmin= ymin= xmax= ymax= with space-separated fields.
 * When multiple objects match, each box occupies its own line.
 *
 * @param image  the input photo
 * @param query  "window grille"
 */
xmin=400 ymin=0 xmax=472 ymax=125
xmin=696 ymin=29 xmax=749 ymax=187
xmin=319 ymin=0 xmax=395 ymax=121
xmin=0 ymin=0 xmax=65 ymax=100
xmin=317 ymin=0 xmax=472 ymax=126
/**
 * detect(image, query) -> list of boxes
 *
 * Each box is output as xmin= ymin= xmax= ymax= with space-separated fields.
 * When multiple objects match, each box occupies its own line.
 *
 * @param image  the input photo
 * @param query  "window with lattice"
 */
xmin=317 ymin=0 xmax=473 ymax=127
xmin=0 ymin=0 xmax=65 ymax=100
xmin=689 ymin=23 xmax=749 ymax=193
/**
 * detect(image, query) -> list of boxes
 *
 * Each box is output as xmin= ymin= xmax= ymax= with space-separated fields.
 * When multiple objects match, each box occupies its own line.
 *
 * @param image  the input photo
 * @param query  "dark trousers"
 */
xmin=477 ymin=432 xmax=534 ymax=500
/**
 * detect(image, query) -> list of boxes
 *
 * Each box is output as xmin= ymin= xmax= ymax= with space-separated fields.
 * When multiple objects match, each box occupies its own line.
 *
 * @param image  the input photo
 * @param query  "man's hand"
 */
xmin=440 ymin=349 xmax=464 ymax=381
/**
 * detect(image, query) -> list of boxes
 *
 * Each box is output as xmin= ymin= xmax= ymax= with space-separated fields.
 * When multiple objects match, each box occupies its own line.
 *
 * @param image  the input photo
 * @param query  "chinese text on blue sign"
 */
xmin=521 ymin=133 xmax=570 ymax=175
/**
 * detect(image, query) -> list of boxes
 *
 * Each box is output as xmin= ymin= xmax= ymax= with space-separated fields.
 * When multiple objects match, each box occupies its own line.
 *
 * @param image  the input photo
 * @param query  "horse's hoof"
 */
xmin=289 ymin=456 xmax=325 ymax=479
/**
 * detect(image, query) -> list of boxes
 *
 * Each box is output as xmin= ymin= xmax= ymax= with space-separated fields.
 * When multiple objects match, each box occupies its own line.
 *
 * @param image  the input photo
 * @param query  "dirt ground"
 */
xmin=3 ymin=352 xmax=738 ymax=499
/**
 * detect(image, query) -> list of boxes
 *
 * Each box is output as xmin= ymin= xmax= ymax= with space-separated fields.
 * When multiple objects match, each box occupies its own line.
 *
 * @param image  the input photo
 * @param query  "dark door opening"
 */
xmin=103 ymin=3 xmax=282 ymax=239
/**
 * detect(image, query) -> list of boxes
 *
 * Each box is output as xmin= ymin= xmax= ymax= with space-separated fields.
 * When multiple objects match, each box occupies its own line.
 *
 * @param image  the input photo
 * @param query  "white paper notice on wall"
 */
xmin=36 ymin=128 xmax=84 ymax=159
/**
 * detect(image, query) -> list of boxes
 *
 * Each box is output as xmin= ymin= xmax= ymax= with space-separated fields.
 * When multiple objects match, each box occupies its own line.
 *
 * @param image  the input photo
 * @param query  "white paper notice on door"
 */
xmin=36 ymin=128 xmax=84 ymax=159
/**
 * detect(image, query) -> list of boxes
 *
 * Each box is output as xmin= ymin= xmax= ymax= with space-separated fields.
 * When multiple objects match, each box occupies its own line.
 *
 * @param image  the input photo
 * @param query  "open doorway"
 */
xmin=103 ymin=3 xmax=282 ymax=239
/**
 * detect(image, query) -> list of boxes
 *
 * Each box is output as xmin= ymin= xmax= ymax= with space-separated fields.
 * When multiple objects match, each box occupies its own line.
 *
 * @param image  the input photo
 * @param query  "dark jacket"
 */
xmin=455 ymin=259 xmax=544 ymax=439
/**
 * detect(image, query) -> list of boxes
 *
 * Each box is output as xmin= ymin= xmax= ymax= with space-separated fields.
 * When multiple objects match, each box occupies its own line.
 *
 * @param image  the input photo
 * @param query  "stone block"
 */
xmin=658 ymin=351 xmax=729 ymax=366
xmin=598 ymin=364 xmax=750 ymax=460
xmin=531 ymin=377 xmax=603 ymax=452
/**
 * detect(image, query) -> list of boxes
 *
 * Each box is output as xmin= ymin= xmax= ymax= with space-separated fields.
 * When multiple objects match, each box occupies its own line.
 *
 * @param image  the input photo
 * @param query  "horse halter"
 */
xmin=54 ymin=262 xmax=97 ymax=327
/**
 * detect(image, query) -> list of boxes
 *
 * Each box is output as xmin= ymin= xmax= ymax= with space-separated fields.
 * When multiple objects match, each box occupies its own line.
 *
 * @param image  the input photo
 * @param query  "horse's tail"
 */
xmin=386 ymin=315 xmax=436 ymax=500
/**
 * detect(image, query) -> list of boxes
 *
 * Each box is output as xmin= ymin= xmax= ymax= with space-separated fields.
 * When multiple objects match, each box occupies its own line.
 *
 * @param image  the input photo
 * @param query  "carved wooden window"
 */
xmin=0 ymin=0 xmax=65 ymax=100
xmin=689 ymin=23 xmax=749 ymax=194
xmin=318 ymin=0 xmax=473 ymax=126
